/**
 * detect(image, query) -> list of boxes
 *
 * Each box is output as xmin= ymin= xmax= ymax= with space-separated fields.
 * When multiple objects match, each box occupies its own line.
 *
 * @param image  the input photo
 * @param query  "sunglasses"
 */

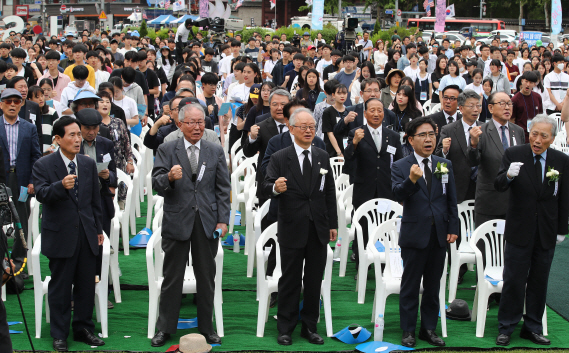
xmin=3 ymin=98 xmax=22 ymax=105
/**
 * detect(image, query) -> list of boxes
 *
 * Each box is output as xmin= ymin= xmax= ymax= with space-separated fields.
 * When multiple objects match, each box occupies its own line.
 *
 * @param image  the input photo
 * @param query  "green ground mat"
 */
xmin=546 ymin=237 xmax=569 ymax=321
xmin=6 ymin=198 xmax=569 ymax=351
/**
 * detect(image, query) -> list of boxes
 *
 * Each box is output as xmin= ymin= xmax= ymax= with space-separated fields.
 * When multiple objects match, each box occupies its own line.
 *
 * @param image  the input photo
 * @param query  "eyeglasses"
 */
xmin=363 ymin=89 xmax=381 ymax=93
xmin=292 ymin=125 xmax=316 ymax=131
xmin=464 ymin=104 xmax=483 ymax=109
xmin=2 ymin=98 xmax=22 ymax=105
xmin=490 ymin=101 xmax=514 ymax=108
xmin=442 ymin=96 xmax=458 ymax=102
xmin=413 ymin=132 xmax=436 ymax=139
xmin=181 ymin=121 xmax=205 ymax=127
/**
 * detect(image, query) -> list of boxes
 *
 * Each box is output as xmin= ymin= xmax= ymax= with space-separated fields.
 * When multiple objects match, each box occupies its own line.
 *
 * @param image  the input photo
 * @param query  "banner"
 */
xmin=552 ymin=0 xmax=562 ymax=35
xmin=312 ymin=0 xmax=324 ymax=30
xmin=270 ymin=0 xmax=275 ymax=10
xmin=446 ymin=4 xmax=455 ymax=17
xmin=435 ymin=0 xmax=446 ymax=32
xmin=519 ymin=32 xmax=543 ymax=47
xmin=199 ymin=0 xmax=209 ymax=18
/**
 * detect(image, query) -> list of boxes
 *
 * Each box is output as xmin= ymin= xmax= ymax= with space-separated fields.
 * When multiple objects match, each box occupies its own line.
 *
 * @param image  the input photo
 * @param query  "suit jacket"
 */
xmin=33 ymin=152 xmax=103 ymax=258
xmin=0 ymin=116 xmax=42 ymax=188
xmin=242 ymin=116 xmax=279 ymax=199
xmin=345 ymin=125 xmax=403 ymax=207
xmin=427 ymin=110 xmax=463 ymax=137
xmin=435 ymin=119 xmax=482 ymax=203
xmin=391 ymin=154 xmax=459 ymax=249
xmin=79 ymin=136 xmax=117 ymax=222
xmin=152 ymin=138 xmax=231 ymax=241
xmin=261 ymin=132 xmax=326 ymax=222
xmin=332 ymin=102 xmax=396 ymax=137
xmin=495 ymin=145 xmax=569 ymax=249
xmin=255 ymin=112 xmax=271 ymax=124
xmin=15 ymin=100 xmax=43 ymax=140
xmin=263 ymin=145 xmax=338 ymax=248
xmin=469 ymin=120 xmax=525 ymax=216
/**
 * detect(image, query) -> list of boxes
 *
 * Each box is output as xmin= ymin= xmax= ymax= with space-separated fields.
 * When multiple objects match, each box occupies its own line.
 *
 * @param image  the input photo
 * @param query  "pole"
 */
xmin=338 ymin=0 xmax=341 ymax=19
xmin=395 ymin=0 xmax=399 ymax=26
xmin=41 ymin=0 xmax=46 ymax=35
xmin=274 ymin=0 xmax=276 ymax=28
xmin=479 ymin=0 xmax=482 ymax=18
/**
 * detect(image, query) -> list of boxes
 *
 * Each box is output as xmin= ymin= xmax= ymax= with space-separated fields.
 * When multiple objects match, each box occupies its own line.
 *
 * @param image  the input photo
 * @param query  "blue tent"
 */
xmin=147 ymin=15 xmax=168 ymax=25
xmin=161 ymin=15 xmax=179 ymax=25
xmin=171 ymin=14 xmax=199 ymax=24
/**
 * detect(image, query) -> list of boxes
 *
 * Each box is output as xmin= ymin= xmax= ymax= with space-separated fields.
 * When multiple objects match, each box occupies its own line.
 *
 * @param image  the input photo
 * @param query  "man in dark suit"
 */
xmin=263 ymin=108 xmax=337 ymax=346
xmin=426 ymin=85 xmax=462 ymax=136
xmin=150 ymin=103 xmax=230 ymax=347
xmin=243 ymin=89 xmax=292 ymax=206
xmin=3 ymin=76 xmax=43 ymax=140
xmin=0 ymin=89 xmax=42 ymax=270
xmin=469 ymin=92 xmax=526 ymax=227
xmin=392 ymin=116 xmax=459 ymax=348
xmin=33 ymin=116 xmax=105 ymax=351
xmin=494 ymin=115 xmax=569 ymax=346
xmin=344 ymin=98 xmax=402 ymax=278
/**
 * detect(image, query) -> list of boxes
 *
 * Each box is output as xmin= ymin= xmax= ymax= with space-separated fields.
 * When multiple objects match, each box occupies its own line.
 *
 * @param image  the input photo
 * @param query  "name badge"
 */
xmin=442 ymin=174 xmax=449 ymax=184
xmin=527 ymin=119 xmax=532 ymax=130
xmin=30 ymin=113 xmax=36 ymax=123
xmin=343 ymin=138 xmax=348 ymax=149
xmin=387 ymin=145 xmax=396 ymax=155
xmin=197 ymin=163 xmax=206 ymax=182
xmin=512 ymin=136 xmax=517 ymax=146
xmin=420 ymin=91 xmax=427 ymax=100
xmin=319 ymin=175 xmax=325 ymax=191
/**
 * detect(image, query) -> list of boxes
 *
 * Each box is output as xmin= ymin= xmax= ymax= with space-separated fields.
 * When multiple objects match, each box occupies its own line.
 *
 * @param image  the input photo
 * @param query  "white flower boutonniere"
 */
xmin=319 ymin=168 xmax=327 ymax=191
xmin=546 ymin=166 xmax=560 ymax=184
xmin=434 ymin=162 xmax=449 ymax=178
xmin=320 ymin=168 xmax=328 ymax=175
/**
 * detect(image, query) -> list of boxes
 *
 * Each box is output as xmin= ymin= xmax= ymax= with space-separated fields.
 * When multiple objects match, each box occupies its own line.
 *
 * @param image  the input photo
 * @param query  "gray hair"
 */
xmin=458 ymin=89 xmax=481 ymax=107
xmin=176 ymin=87 xmax=195 ymax=97
xmin=529 ymin=114 xmax=558 ymax=137
xmin=269 ymin=89 xmax=292 ymax=105
xmin=178 ymin=103 xmax=205 ymax=123
xmin=289 ymin=108 xmax=315 ymax=127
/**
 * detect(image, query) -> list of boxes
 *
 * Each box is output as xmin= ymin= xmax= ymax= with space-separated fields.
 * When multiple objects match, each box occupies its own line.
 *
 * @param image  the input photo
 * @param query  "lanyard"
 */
xmin=522 ymin=93 xmax=536 ymax=124
xmin=396 ymin=112 xmax=406 ymax=131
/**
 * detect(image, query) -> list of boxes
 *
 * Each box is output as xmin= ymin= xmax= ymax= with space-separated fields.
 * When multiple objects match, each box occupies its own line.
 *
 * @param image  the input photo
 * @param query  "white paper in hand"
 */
xmin=102 ymin=153 xmax=112 ymax=163
xmin=97 ymin=162 xmax=109 ymax=173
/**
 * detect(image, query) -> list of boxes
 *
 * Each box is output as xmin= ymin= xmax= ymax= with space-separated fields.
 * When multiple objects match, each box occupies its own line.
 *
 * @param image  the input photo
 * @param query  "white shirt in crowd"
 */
xmin=543 ymin=70 xmax=569 ymax=111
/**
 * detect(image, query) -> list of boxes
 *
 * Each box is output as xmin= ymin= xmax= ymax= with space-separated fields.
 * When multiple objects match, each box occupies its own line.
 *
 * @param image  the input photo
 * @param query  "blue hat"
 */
xmin=73 ymin=90 xmax=101 ymax=102
xmin=1 ymin=88 xmax=22 ymax=100
xmin=65 ymin=32 xmax=74 ymax=37
xmin=131 ymin=30 xmax=140 ymax=38
xmin=303 ymin=32 xmax=310 ymax=36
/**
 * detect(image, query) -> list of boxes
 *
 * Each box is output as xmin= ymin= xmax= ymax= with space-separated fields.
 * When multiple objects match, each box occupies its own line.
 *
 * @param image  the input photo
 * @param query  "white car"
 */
xmin=491 ymin=29 xmax=518 ymax=37
xmin=432 ymin=33 xmax=467 ymax=46
xmin=481 ymin=34 xmax=517 ymax=46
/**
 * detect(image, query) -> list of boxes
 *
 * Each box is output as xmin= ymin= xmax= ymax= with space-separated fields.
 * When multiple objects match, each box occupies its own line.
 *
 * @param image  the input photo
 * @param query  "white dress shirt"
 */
xmin=461 ymin=119 xmax=476 ymax=145
xmin=60 ymin=149 xmax=78 ymax=178
xmin=414 ymin=151 xmax=432 ymax=182
xmin=443 ymin=110 xmax=458 ymax=124
xmin=273 ymin=139 xmax=312 ymax=195
xmin=367 ymin=124 xmax=382 ymax=151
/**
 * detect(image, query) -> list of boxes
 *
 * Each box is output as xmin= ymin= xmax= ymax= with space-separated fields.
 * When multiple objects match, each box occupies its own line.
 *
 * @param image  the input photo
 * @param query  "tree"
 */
xmin=140 ymin=20 xmax=148 ymax=38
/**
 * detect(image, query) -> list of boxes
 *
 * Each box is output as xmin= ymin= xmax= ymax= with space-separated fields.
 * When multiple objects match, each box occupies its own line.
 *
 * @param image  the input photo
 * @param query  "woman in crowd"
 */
xmin=373 ymin=40 xmax=388 ymax=77
xmin=536 ymin=61 xmax=547 ymax=82
xmin=27 ymin=85 xmax=59 ymax=154
xmin=350 ymin=61 xmax=376 ymax=105
xmin=431 ymin=55 xmax=448 ymax=104
xmin=296 ymin=68 xmax=323 ymax=111
xmin=109 ymin=77 xmax=139 ymax=127
xmin=486 ymin=59 xmax=510 ymax=94
xmin=39 ymin=77 xmax=66 ymax=119
xmin=480 ymin=78 xmax=493 ymax=122
xmin=380 ymin=69 xmax=403 ymax=109
xmin=464 ymin=68 xmax=484 ymax=95
xmin=415 ymin=58 xmax=432 ymax=106
xmin=439 ymin=60 xmax=466 ymax=93
xmin=263 ymin=48 xmax=280 ymax=82
xmin=533 ymin=69 xmax=550 ymax=108
xmin=383 ymin=49 xmax=401 ymax=76
xmin=322 ymin=83 xmax=350 ymax=157
xmin=158 ymin=46 xmax=176 ymax=84
xmin=291 ymin=66 xmax=308 ymax=97
xmin=391 ymin=85 xmax=423 ymax=133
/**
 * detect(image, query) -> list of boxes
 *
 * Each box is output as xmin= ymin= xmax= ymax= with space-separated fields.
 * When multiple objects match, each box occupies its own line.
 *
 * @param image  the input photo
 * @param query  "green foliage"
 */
xmin=235 ymin=24 xmax=339 ymax=46
xmin=139 ymin=21 xmax=148 ymax=38
xmin=370 ymin=26 xmax=420 ymax=47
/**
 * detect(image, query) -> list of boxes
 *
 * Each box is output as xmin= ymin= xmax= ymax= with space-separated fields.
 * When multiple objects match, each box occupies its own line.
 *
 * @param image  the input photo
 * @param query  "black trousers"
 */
xmin=277 ymin=221 xmax=326 ymax=334
xmin=0 ymin=295 xmax=12 ymax=353
xmin=498 ymin=227 xmax=555 ymax=335
xmin=48 ymin=220 xmax=96 ymax=340
xmin=7 ymin=171 xmax=29 ymax=269
xmin=157 ymin=211 xmax=219 ymax=335
xmin=400 ymin=225 xmax=446 ymax=332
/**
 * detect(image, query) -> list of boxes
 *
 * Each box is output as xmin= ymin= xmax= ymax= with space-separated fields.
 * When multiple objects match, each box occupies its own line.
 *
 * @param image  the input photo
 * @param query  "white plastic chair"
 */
xmin=244 ymin=185 xmax=259 ymax=277
xmin=26 ymin=197 xmax=41 ymax=275
xmin=130 ymin=133 xmax=147 ymax=204
xmin=145 ymin=170 xmax=154 ymax=229
xmin=369 ymin=219 xmax=447 ymax=337
xmin=252 ymin=200 xmax=272 ymax=300
xmin=337 ymin=185 xmax=354 ymax=277
xmin=131 ymin=148 xmax=142 ymax=219
xmin=548 ymin=112 xmax=564 ymax=134
xmin=448 ymin=200 xmax=476 ymax=302
xmin=231 ymin=149 xmax=246 ymax=173
xmin=431 ymin=103 xmax=441 ymax=114
xmin=108 ymin=217 xmax=122 ymax=304
xmin=335 ymin=173 xmax=351 ymax=195
xmin=353 ymin=198 xmax=403 ymax=304
xmin=255 ymin=222 xmax=334 ymax=338
xmin=115 ymin=169 xmax=135 ymax=255
xmin=330 ymin=157 xmax=344 ymax=181
xmin=422 ymin=99 xmax=432 ymax=116
xmin=229 ymin=157 xmax=257 ymax=234
xmin=146 ymin=227 xmax=224 ymax=339
xmin=32 ymin=234 xmax=110 ymax=338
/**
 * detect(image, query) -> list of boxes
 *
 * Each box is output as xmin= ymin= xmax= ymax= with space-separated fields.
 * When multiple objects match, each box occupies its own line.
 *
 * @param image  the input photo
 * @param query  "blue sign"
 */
xmin=385 ymin=9 xmax=393 ymax=14
xmin=519 ymin=32 xmax=543 ymax=47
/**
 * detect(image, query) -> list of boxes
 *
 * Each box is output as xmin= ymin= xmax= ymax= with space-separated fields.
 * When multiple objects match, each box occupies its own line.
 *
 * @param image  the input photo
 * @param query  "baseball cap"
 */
xmin=1 ymin=89 xmax=22 ymax=100
xmin=307 ymin=45 xmax=315 ymax=51
xmin=249 ymin=84 xmax=261 ymax=99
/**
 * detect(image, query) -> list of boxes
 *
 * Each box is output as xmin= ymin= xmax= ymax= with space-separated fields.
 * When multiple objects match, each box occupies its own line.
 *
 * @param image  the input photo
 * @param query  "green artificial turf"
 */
xmin=6 ymin=198 xmax=569 ymax=352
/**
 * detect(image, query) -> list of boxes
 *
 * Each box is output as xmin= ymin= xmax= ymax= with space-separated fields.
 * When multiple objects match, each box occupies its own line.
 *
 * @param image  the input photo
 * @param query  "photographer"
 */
xmin=174 ymin=20 xmax=194 ymax=63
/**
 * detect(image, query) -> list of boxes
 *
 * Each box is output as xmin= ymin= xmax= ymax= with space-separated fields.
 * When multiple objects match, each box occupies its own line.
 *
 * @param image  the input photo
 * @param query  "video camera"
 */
xmin=292 ymin=33 xmax=301 ymax=47
xmin=342 ymin=14 xmax=359 ymax=55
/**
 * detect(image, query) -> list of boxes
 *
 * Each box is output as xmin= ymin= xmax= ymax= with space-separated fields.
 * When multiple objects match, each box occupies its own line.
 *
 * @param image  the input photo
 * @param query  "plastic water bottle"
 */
xmin=233 ymin=231 xmax=240 ymax=253
xmin=374 ymin=314 xmax=384 ymax=341
xmin=333 ymin=237 xmax=342 ymax=259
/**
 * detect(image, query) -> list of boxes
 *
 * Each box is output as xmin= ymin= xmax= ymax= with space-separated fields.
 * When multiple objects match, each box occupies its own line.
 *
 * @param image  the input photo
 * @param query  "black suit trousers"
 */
xmin=400 ymin=225 xmax=446 ymax=332
xmin=498 ymin=226 xmax=555 ymax=335
xmin=157 ymin=211 xmax=218 ymax=335
xmin=0 ymin=296 xmax=12 ymax=353
xmin=277 ymin=221 xmax=326 ymax=334
xmin=48 ymin=220 xmax=96 ymax=340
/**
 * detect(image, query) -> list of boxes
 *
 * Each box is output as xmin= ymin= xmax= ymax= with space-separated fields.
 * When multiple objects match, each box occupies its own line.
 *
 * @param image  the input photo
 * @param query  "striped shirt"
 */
xmin=2 ymin=116 xmax=19 ymax=167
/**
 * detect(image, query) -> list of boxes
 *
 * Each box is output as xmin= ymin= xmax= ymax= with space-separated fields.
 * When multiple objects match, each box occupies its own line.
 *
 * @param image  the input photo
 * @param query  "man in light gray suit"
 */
xmin=468 ymin=92 xmax=525 ymax=227
xmin=150 ymin=103 xmax=231 ymax=348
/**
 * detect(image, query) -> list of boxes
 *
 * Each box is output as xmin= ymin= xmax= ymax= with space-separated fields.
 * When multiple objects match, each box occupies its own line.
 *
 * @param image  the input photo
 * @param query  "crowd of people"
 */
xmin=0 ymin=20 xmax=567 ymax=353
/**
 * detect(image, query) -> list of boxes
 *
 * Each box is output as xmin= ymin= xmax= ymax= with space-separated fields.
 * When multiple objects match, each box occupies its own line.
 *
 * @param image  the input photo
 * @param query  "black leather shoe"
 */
xmin=73 ymin=328 xmax=105 ymax=346
xmin=151 ymin=331 xmax=170 ymax=347
xmin=418 ymin=328 xmax=445 ymax=346
xmin=496 ymin=333 xmax=511 ymax=346
xmin=301 ymin=326 xmax=324 ymax=344
xmin=107 ymin=300 xmax=114 ymax=309
xmin=520 ymin=329 xmax=550 ymax=345
xmin=203 ymin=332 xmax=221 ymax=345
xmin=270 ymin=293 xmax=278 ymax=308
xmin=53 ymin=339 xmax=68 ymax=352
xmin=277 ymin=333 xmax=292 ymax=345
xmin=401 ymin=331 xmax=416 ymax=347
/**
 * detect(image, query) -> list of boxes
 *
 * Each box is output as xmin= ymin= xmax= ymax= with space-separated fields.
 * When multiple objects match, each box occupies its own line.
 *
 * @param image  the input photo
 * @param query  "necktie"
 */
xmin=302 ymin=150 xmax=312 ymax=189
xmin=278 ymin=124 xmax=285 ymax=134
xmin=372 ymin=130 xmax=381 ymax=151
xmin=188 ymin=145 xmax=198 ymax=175
xmin=500 ymin=125 xmax=509 ymax=151
xmin=467 ymin=127 xmax=472 ymax=147
xmin=448 ymin=115 xmax=454 ymax=124
xmin=422 ymin=158 xmax=432 ymax=194
xmin=535 ymin=155 xmax=542 ymax=185
xmin=468 ymin=127 xmax=478 ymax=181
xmin=68 ymin=161 xmax=78 ymax=202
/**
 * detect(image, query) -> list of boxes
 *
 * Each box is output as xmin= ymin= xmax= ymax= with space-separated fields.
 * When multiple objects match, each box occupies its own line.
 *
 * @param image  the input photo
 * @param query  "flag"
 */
xmin=552 ymin=0 xmax=562 ymax=35
xmin=311 ymin=0 xmax=324 ymax=30
xmin=172 ymin=0 xmax=183 ymax=11
xmin=235 ymin=0 xmax=244 ymax=9
xmin=158 ymin=0 xmax=165 ymax=7
xmin=305 ymin=0 xmax=312 ymax=6
xmin=142 ymin=12 xmax=148 ymax=19
xmin=423 ymin=0 xmax=434 ymax=16
xmin=270 ymin=0 xmax=276 ymax=10
xmin=446 ymin=4 xmax=455 ymax=17
xmin=165 ymin=0 xmax=171 ymax=8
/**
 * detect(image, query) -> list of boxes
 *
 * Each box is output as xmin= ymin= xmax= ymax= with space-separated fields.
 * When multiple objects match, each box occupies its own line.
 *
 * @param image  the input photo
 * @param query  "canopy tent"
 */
xmin=157 ymin=15 xmax=179 ymax=25
xmin=127 ymin=12 xmax=142 ymax=22
xmin=147 ymin=15 xmax=168 ymax=25
xmin=171 ymin=14 xmax=199 ymax=24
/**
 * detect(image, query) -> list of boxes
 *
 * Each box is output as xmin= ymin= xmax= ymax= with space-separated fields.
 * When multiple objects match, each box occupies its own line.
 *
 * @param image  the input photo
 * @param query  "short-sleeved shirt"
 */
xmin=201 ymin=59 xmax=219 ymax=74
xmin=322 ymin=105 xmax=348 ymax=157
xmin=114 ymin=96 xmax=139 ymax=121
xmin=283 ymin=69 xmax=298 ymax=92
xmin=244 ymin=47 xmax=260 ymax=64
xmin=543 ymin=71 xmax=569 ymax=110
xmin=358 ymin=39 xmax=373 ymax=61
xmin=333 ymin=70 xmax=357 ymax=104
xmin=139 ymin=68 xmax=160 ymax=117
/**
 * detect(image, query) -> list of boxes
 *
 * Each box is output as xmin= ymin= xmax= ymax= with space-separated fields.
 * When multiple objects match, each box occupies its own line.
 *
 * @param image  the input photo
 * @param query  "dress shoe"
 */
xmin=203 ymin=332 xmax=221 ymax=345
xmin=270 ymin=293 xmax=278 ymax=308
xmin=418 ymin=328 xmax=445 ymax=346
xmin=73 ymin=328 xmax=105 ymax=346
xmin=520 ymin=328 xmax=550 ymax=345
xmin=354 ymin=274 xmax=358 ymax=281
xmin=301 ymin=325 xmax=324 ymax=344
xmin=277 ymin=333 xmax=292 ymax=345
xmin=457 ymin=274 xmax=464 ymax=284
xmin=401 ymin=331 xmax=416 ymax=347
xmin=151 ymin=331 xmax=170 ymax=347
xmin=350 ymin=253 xmax=356 ymax=262
xmin=53 ymin=339 xmax=68 ymax=352
xmin=108 ymin=300 xmax=114 ymax=309
xmin=496 ymin=333 xmax=511 ymax=346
